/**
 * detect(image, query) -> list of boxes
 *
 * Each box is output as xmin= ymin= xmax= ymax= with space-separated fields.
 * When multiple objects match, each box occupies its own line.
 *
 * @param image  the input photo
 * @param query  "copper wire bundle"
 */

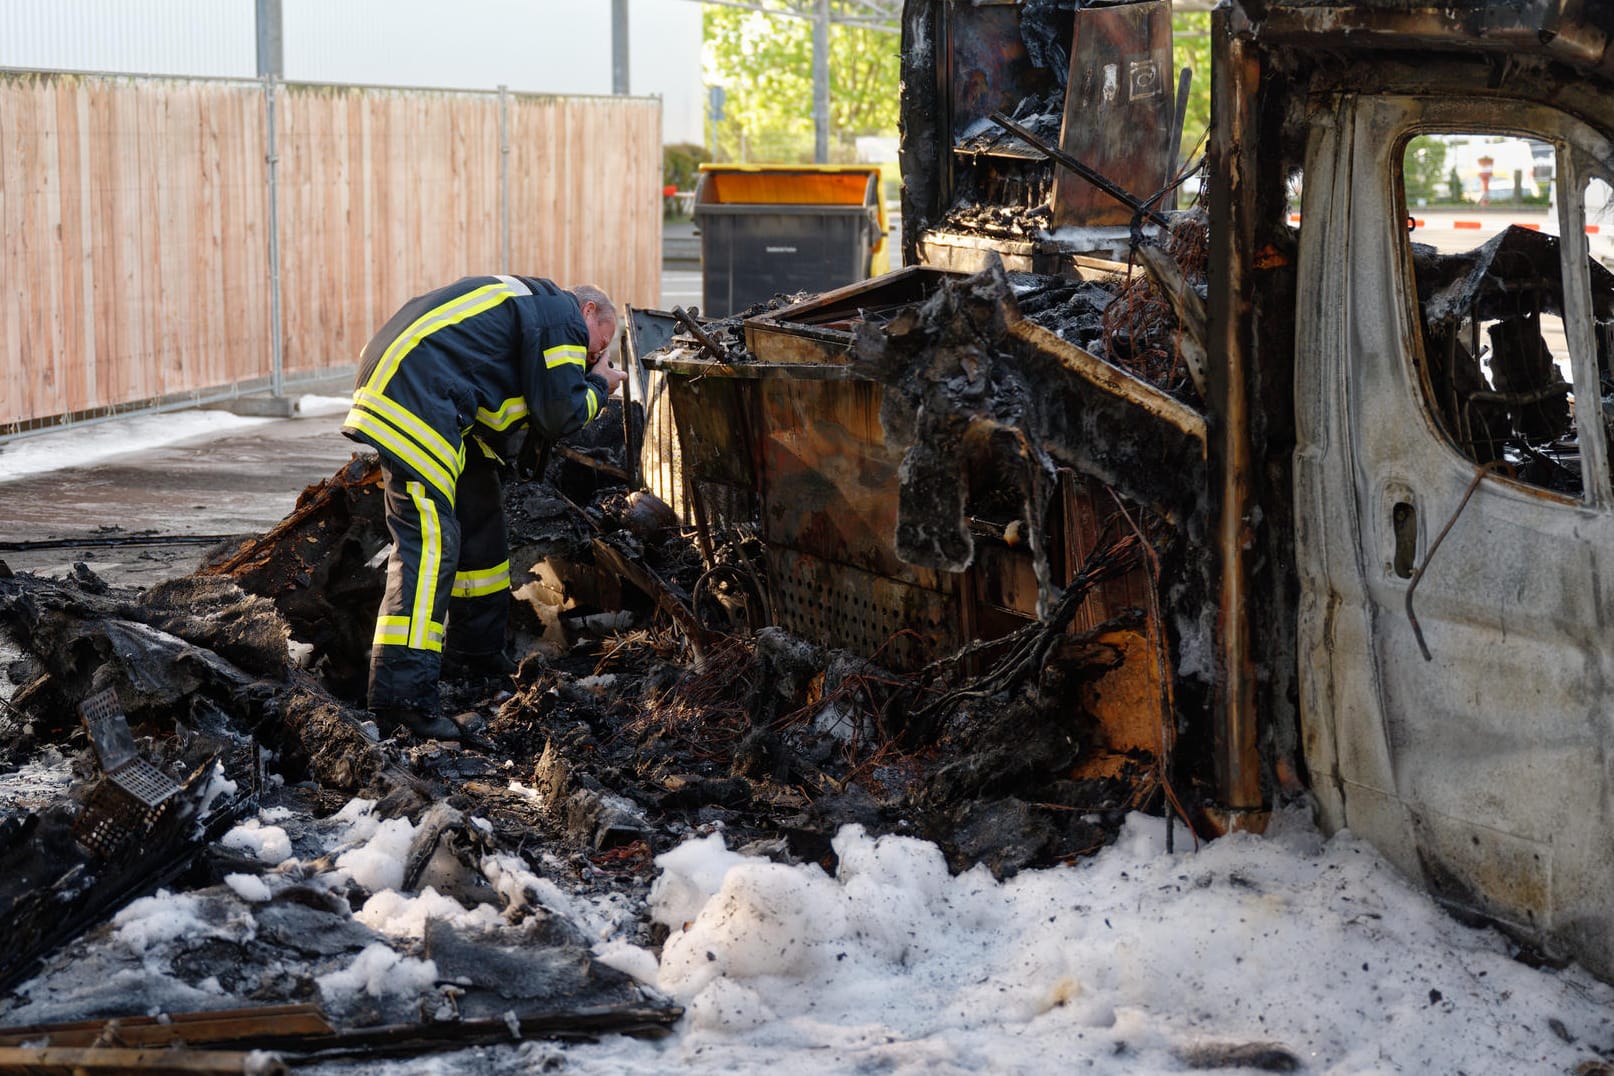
xmin=1101 ymin=213 xmax=1210 ymax=398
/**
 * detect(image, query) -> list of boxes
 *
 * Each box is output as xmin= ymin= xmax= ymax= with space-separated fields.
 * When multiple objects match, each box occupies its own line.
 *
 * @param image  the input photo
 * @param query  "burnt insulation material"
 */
xmin=1020 ymin=0 xmax=1080 ymax=89
xmin=853 ymin=261 xmax=1206 ymax=574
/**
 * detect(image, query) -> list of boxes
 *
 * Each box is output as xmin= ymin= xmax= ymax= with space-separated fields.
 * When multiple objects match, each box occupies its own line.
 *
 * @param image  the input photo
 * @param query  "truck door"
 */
xmin=1293 ymin=92 xmax=1614 ymax=968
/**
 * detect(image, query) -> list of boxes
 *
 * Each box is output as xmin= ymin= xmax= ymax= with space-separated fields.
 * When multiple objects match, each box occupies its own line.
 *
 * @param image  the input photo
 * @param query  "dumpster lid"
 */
xmin=693 ymin=163 xmax=889 ymax=266
xmin=695 ymin=164 xmax=882 ymax=208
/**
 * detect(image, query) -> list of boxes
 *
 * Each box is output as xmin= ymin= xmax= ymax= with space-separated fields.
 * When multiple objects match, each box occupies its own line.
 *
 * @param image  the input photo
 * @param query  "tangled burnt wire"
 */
xmin=910 ymin=522 xmax=1151 ymax=733
xmin=1101 ymin=212 xmax=1209 ymax=401
xmin=628 ymin=624 xmax=913 ymax=777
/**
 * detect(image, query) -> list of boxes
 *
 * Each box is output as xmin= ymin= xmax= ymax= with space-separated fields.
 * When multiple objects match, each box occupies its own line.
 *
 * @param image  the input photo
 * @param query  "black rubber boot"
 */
xmin=372 ymin=704 xmax=463 ymax=742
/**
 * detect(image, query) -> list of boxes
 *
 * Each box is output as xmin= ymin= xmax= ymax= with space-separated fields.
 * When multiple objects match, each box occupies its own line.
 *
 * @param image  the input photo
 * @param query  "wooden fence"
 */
xmin=0 ymin=72 xmax=662 ymax=430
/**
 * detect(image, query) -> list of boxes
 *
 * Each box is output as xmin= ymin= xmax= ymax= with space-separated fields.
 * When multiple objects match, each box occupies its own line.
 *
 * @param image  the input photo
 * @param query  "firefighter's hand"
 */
xmin=591 ymin=354 xmax=628 ymax=396
xmin=517 ymin=430 xmax=546 ymax=481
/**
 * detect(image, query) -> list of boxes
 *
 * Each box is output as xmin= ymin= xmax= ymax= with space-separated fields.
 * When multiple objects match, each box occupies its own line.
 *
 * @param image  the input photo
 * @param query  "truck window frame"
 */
xmin=1391 ymin=115 xmax=1611 ymax=509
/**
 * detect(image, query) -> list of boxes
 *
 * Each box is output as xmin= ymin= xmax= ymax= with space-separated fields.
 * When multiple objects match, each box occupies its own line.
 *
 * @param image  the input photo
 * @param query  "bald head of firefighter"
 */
xmin=341 ymin=276 xmax=625 ymax=740
xmin=573 ymin=284 xmax=628 ymax=394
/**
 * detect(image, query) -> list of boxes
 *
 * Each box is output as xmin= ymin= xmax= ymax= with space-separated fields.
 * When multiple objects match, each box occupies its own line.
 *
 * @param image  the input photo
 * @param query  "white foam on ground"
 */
xmin=295 ymin=394 xmax=352 ymax=417
xmin=541 ymin=811 xmax=1614 ymax=1073
xmin=356 ymin=886 xmax=503 ymax=938
xmin=224 ymin=873 xmax=273 ymax=903
xmin=0 ymin=410 xmax=273 ymax=483
xmin=220 ymin=819 xmax=293 ymax=865
xmin=316 ymin=942 xmax=438 ymax=1002
xmin=334 ymin=816 xmax=418 ymax=894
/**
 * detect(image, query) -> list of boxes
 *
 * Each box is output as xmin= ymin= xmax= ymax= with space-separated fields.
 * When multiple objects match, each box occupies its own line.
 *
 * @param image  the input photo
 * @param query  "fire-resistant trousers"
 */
xmin=367 ymin=449 xmax=511 ymax=711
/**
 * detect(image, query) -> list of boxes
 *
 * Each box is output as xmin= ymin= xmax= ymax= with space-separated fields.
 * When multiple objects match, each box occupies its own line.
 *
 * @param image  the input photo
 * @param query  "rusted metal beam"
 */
xmin=1246 ymin=1 xmax=1614 ymax=77
xmin=0 ymin=1005 xmax=332 ymax=1050
xmin=1206 ymin=8 xmax=1265 ymax=819
xmin=0 ymin=1047 xmax=282 ymax=1074
xmin=671 ymin=306 xmax=731 ymax=363
xmin=1004 ymin=319 xmax=1206 ymax=448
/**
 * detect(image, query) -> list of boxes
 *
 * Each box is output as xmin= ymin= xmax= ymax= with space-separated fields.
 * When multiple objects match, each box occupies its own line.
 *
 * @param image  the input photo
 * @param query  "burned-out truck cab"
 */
xmin=894 ymin=1 xmax=1614 ymax=976
xmin=1250 ymin=2 xmax=1614 ymax=976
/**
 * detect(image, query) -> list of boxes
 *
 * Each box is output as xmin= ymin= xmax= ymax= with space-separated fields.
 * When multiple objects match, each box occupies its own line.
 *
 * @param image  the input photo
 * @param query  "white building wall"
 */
xmin=0 ymin=0 xmax=704 ymax=143
xmin=282 ymin=0 xmax=611 ymax=94
xmin=629 ymin=0 xmax=705 ymax=146
xmin=0 ymin=0 xmax=256 ymax=78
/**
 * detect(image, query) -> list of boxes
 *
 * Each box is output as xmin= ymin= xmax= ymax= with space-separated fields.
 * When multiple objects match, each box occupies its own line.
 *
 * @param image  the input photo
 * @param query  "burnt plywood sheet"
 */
xmin=1051 ymin=1 xmax=1174 ymax=228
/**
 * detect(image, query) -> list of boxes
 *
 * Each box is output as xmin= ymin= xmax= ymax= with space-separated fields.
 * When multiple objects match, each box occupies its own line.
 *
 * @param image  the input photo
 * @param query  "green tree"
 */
xmin=1403 ymin=135 xmax=1448 ymax=205
xmin=703 ymin=4 xmax=900 ymax=163
xmin=1171 ymin=10 xmax=1211 ymax=173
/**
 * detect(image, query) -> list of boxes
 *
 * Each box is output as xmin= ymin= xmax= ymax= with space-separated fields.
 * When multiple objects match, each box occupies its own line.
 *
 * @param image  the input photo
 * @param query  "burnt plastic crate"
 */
xmin=692 ymin=165 xmax=887 ymax=317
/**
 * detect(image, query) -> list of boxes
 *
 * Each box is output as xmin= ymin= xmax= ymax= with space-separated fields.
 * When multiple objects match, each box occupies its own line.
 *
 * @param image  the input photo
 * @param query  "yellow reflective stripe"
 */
xmin=408 ymin=482 xmax=443 ymax=650
xmin=374 ymin=615 xmax=411 ymax=647
xmin=372 ymin=615 xmax=442 ymax=650
xmin=452 ymin=560 xmax=511 ymax=599
xmin=344 ymin=409 xmax=458 ymax=505
xmin=544 ymin=344 xmax=587 ymax=369
xmin=369 ymin=282 xmax=520 ymax=394
xmin=374 ymin=622 xmax=443 ymax=650
xmin=354 ymin=387 xmax=463 ymax=479
xmin=585 ymin=386 xmax=600 ymax=423
xmin=476 ymin=396 xmax=529 ymax=431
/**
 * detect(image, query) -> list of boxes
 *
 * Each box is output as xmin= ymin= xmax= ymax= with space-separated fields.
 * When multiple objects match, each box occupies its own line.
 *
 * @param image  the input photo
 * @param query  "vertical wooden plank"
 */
xmin=1 ymin=78 xmax=29 ymax=424
xmin=89 ymin=77 xmax=117 ymax=409
xmin=316 ymin=88 xmax=337 ymax=375
xmin=86 ymin=79 xmax=112 ymax=410
xmin=245 ymin=83 xmax=272 ymax=384
xmin=38 ymin=76 xmax=67 ymax=418
xmin=351 ymin=88 xmax=370 ymax=356
xmin=217 ymin=83 xmax=244 ymax=386
xmin=131 ymin=81 xmax=155 ymax=399
xmin=14 ymin=76 xmax=42 ymax=422
xmin=358 ymin=88 xmax=376 ymax=345
xmin=70 ymin=81 xmax=98 ymax=412
xmin=279 ymin=83 xmax=303 ymax=376
xmin=164 ymin=85 xmax=190 ymax=394
xmin=49 ymin=77 xmax=81 ymax=414
xmin=199 ymin=83 xmax=224 ymax=390
xmin=198 ymin=84 xmax=225 ymax=388
xmin=0 ymin=80 xmax=16 ymax=425
xmin=127 ymin=80 xmax=153 ymax=400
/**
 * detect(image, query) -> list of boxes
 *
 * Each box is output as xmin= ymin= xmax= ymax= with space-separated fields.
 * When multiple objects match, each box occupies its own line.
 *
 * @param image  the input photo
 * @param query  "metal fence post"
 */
xmin=264 ymin=76 xmax=284 ymax=398
xmin=258 ymin=0 xmax=284 ymax=398
xmin=499 ymin=84 xmax=511 ymax=275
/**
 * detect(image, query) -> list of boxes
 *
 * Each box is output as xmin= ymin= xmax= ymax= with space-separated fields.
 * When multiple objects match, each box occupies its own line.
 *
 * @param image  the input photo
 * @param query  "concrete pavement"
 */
xmin=1 ymin=411 xmax=356 ymax=587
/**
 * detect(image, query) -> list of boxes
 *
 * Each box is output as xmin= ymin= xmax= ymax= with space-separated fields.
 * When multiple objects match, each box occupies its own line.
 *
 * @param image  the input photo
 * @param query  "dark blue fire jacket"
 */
xmin=341 ymin=275 xmax=607 ymax=504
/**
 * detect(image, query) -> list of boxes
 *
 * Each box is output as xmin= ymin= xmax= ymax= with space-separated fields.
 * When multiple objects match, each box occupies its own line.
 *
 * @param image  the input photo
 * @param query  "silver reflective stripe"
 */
xmin=494 ymin=275 xmax=532 ymax=295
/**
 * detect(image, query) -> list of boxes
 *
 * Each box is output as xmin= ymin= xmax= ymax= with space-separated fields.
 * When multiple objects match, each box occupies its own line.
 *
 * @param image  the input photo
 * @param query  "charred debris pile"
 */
xmin=0 ymin=247 xmax=1221 ymax=1060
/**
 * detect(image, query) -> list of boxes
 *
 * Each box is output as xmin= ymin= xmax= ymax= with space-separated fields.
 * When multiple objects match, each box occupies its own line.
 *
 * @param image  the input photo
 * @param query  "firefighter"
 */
xmin=342 ymin=277 xmax=627 ymax=739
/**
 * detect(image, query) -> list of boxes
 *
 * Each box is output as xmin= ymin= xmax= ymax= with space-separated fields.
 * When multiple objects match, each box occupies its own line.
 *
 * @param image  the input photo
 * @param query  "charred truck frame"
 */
xmin=639 ymin=0 xmax=1614 ymax=979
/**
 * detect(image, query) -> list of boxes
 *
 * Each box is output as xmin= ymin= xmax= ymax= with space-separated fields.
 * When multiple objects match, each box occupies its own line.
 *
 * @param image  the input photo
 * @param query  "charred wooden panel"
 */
xmin=1051 ymin=1 xmax=1175 ymax=228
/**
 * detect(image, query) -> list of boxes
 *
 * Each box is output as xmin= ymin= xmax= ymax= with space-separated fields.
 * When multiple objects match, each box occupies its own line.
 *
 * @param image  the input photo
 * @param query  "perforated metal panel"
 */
xmin=71 ymin=688 xmax=180 ymax=858
xmin=767 ymin=547 xmax=958 ymax=671
xmin=72 ymin=777 xmax=174 ymax=859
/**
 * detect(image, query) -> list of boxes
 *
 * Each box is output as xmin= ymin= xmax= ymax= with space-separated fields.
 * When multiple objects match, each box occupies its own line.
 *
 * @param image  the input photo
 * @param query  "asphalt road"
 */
xmin=0 ymin=411 xmax=356 ymax=587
